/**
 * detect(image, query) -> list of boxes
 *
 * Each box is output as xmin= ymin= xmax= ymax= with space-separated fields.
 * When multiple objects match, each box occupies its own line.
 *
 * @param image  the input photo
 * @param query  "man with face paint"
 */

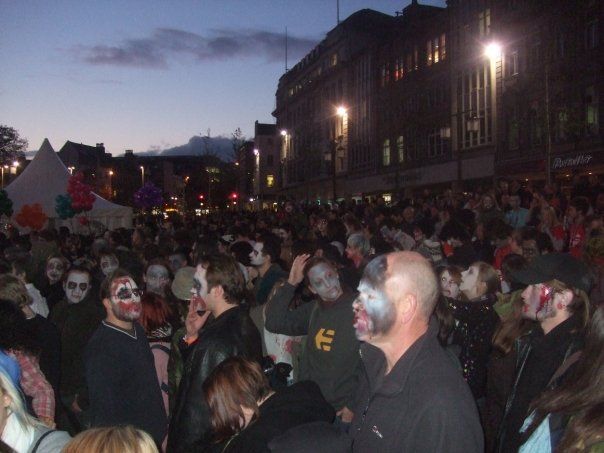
xmin=49 ymin=266 xmax=104 ymax=428
xmin=349 ymin=252 xmax=483 ymax=452
xmin=39 ymin=255 xmax=68 ymax=312
xmin=98 ymin=252 xmax=119 ymax=278
xmin=143 ymin=261 xmax=171 ymax=297
xmin=85 ymin=269 xmax=167 ymax=447
xmin=248 ymin=234 xmax=287 ymax=306
xmin=496 ymin=253 xmax=591 ymax=452
xmin=168 ymin=255 xmax=262 ymax=453
xmin=265 ymin=254 xmax=360 ymax=425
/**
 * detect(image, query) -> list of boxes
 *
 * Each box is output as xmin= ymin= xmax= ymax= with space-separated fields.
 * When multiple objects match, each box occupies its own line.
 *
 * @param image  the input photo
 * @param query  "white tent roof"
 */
xmin=5 ymin=139 xmax=132 ymax=231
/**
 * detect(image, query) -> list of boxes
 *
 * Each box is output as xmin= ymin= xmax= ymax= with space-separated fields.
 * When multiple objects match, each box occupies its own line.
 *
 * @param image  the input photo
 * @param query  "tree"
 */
xmin=0 ymin=125 xmax=27 ymax=166
xmin=230 ymin=127 xmax=245 ymax=163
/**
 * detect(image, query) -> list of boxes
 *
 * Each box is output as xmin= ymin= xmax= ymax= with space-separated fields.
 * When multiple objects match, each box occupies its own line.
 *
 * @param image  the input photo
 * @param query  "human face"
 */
xmin=460 ymin=265 xmax=480 ymax=299
xmin=249 ymin=242 xmax=267 ymax=267
xmin=353 ymin=280 xmax=396 ymax=342
xmin=483 ymin=196 xmax=494 ymax=209
xmin=440 ymin=270 xmax=460 ymax=299
xmin=109 ymin=277 xmax=142 ymax=321
xmin=46 ymin=258 xmax=66 ymax=285
xmin=168 ymin=254 xmax=186 ymax=273
xmin=308 ymin=263 xmax=342 ymax=302
xmin=522 ymin=240 xmax=539 ymax=262
xmin=100 ymin=255 xmax=118 ymax=277
xmin=190 ymin=265 xmax=208 ymax=312
xmin=64 ymin=271 xmax=91 ymax=304
xmin=272 ymin=228 xmax=289 ymax=242
xmin=145 ymin=264 xmax=169 ymax=295
xmin=521 ymin=283 xmax=554 ymax=321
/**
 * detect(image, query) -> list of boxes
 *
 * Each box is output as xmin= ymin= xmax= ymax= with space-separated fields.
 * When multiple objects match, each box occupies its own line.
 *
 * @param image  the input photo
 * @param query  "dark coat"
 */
xmin=350 ymin=320 xmax=483 ymax=453
xmin=168 ymin=305 xmax=262 ymax=453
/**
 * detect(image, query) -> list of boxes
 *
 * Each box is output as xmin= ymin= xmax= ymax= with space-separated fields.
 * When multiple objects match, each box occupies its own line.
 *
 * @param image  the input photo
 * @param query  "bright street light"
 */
xmin=280 ymin=130 xmax=287 ymax=136
xmin=336 ymin=106 xmax=347 ymax=117
xmin=485 ymin=42 xmax=502 ymax=60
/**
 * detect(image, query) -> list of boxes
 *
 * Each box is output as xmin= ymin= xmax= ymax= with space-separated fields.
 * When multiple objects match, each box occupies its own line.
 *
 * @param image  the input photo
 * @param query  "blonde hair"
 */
xmin=0 ymin=275 xmax=32 ymax=308
xmin=62 ymin=426 xmax=159 ymax=453
xmin=0 ymin=370 xmax=41 ymax=435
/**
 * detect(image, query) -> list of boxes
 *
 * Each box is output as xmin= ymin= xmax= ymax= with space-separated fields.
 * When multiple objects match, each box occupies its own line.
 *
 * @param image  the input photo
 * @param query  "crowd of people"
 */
xmin=0 ymin=176 xmax=603 ymax=452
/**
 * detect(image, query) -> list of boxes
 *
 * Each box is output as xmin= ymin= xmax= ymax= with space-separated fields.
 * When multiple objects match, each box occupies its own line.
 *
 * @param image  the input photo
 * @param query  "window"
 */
xmin=394 ymin=57 xmax=404 ymax=81
xmin=508 ymin=106 xmax=519 ymax=149
xmin=440 ymin=33 xmax=446 ymax=60
xmin=382 ymin=139 xmax=391 ymax=166
xmin=528 ymin=41 xmax=541 ymax=69
xmin=266 ymin=175 xmax=274 ymax=188
xmin=428 ymin=129 xmax=446 ymax=157
xmin=267 ymin=154 xmax=274 ymax=167
xmin=586 ymin=86 xmax=599 ymax=135
xmin=457 ymin=63 xmax=492 ymax=149
xmin=506 ymin=50 xmax=519 ymax=77
xmin=427 ymin=37 xmax=441 ymax=66
xmin=427 ymin=40 xmax=432 ymax=66
xmin=413 ymin=45 xmax=419 ymax=70
xmin=397 ymin=135 xmax=405 ymax=163
xmin=331 ymin=53 xmax=338 ymax=66
xmin=380 ymin=63 xmax=390 ymax=87
xmin=555 ymin=109 xmax=568 ymax=142
xmin=586 ymin=21 xmax=598 ymax=49
xmin=528 ymin=104 xmax=542 ymax=146
xmin=479 ymin=9 xmax=491 ymax=37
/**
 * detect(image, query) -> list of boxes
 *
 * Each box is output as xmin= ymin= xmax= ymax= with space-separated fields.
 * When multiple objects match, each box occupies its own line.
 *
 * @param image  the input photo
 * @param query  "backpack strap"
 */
xmin=547 ymin=351 xmax=582 ymax=387
xmin=31 ymin=429 xmax=57 ymax=453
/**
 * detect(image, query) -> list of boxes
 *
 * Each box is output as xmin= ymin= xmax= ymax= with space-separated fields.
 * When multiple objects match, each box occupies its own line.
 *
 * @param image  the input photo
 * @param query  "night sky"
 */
xmin=1 ymin=0 xmax=445 ymax=156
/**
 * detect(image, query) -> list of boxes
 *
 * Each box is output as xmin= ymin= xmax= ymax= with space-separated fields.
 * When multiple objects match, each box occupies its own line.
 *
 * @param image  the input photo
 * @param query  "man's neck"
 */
xmin=105 ymin=313 xmax=134 ymax=331
xmin=258 ymin=260 xmax=272 ymax=277
xmin=541 ymin=310 xmax=571 ymax=335
xmin=376 ymin=321 xmax=428 ymax=374
xmin=212 ymin=301 xmax=237 ymax=319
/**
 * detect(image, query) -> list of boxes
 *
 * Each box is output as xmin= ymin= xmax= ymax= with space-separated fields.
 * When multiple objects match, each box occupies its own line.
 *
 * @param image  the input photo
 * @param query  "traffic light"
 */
xmin=198 ymin=194 xmax=205 ymax=200
xmin=230 ymin=192 xmax=238 ymax=200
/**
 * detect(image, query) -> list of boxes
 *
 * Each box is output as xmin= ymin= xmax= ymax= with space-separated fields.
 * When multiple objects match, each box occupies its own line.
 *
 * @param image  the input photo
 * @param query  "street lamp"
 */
xmin=108 ymin=170 xmax=114 ymax=199
xmin=484 ymin=42 xmax=502 ymax=61
xmin=68 ymin=166 xmax=75 ymax=175
xmin=140 ymin=166 xmax=145 ymax=186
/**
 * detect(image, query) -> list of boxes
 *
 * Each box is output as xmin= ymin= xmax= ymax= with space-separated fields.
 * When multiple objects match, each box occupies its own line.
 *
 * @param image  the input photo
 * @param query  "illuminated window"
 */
xmin=382 ymin=139 xmax=391 ymax=166
xmin=397 ymin=135 xmax=405 ymax=163
xmin=586 ymin=86 xmax=599 ymax=135
xmin=479 ymin=9 xmax=491 ymax=36
xmin=381 ymin=63 xmax=390 ymax=86
xmin=440 ymin=33 xmax=446 ymax=60
xmin=266 ymin=175 xmax=275 ymax=187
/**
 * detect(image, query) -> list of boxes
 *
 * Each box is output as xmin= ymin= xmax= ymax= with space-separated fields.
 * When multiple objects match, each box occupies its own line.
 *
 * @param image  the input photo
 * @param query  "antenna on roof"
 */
xmin=285 ymin=27 xmax=288 ymax=72
xmin=337 ymin=0 xmax=340 ymax=24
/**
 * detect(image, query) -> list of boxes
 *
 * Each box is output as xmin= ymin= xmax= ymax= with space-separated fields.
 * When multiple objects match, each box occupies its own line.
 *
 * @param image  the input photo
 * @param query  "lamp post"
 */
xmin=108 ymin=170 xmax=114 ymax=199
xmin=1 ymin=165 xmax=8 ymax=189
xmin=140 ymin=166 xmax=145 ymax=186
xmin=485 ymin=41 xmax=502 ymax=186
xmin=333 ymin=106 xmax=347 ymax=203
xmin=68 ymin=166 xmax=75 ymax=175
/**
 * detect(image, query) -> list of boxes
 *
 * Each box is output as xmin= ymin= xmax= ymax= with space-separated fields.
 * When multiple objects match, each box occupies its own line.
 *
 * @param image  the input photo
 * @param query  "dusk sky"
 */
xmin=1 ymin=0 xmax=444 ymax=156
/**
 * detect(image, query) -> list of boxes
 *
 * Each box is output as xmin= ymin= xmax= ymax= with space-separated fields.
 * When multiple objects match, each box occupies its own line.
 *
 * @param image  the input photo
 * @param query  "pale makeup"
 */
xmin=249 ymin=242 xmax=267 ymax=267
xmin=460 ymin=266 xmax=480 ymax=298
xmin=110 ymin=276 xmax=142 ymax=321
xmin=521 ymin=283 xmax=555 ymax=321
xmin=308 ymin=263 xmax=342 ymax=302
xmin=100 ymin=255 xmax=118 ymax=277
xmin=64 ymin=271 xmax=91 ymax=304
xmin=145 ymin=264 xmax=169 ymax=294
xmin=190 ymin=265 xmax=208 ymax=311
xmin=440 ymin=270 xmax=460 ymax=299
xmin=46 ymin=258 xmax=65 ymax=285
xmin=353 ymin=281 xmax=395 ymax=342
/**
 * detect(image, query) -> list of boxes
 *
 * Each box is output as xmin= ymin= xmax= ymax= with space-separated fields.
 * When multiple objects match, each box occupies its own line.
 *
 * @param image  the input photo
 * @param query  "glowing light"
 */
xmin=280 ymin=130 xmax=287 ymax=136
xmin=336 ymin=106 xmax=347 ymax=116
xmin=485 ymin=42 xmax=502 ymax=60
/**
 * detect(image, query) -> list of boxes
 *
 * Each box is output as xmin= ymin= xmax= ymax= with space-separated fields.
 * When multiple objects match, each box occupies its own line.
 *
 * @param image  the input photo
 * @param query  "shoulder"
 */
xmin=29 ymin=428 xmax=71 ymax=453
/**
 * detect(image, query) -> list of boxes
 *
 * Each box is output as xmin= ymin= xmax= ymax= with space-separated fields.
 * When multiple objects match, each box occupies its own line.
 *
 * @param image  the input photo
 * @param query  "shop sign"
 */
xmin=552 ymin=153 xmax=592 ymax=170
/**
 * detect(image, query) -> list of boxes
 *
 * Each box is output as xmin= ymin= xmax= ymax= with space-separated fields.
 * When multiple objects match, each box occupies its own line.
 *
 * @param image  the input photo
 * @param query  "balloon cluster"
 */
xmin=134 ymin=182 xmax=163 ymax=209
xmin=55 ymin=194 xmax=75 ymax=219
xmin=0 ymin=190 xmax=13 ymax=217
xmin=67 ymin=172 xmax=95 ymax=213
xmin=15 ymin=203 xmax=48 ymax=231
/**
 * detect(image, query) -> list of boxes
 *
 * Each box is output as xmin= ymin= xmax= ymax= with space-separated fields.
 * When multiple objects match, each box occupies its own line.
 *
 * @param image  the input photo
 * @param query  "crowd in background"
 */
xmin=0 ymin=174 xmax=603 ymax=452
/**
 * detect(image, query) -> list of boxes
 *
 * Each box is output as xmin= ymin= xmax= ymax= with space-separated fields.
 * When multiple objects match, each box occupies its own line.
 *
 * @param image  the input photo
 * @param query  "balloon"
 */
xmin=55 ymin=194 xmax=75 ymax=219
xmin=133 ymin=182 xmax=164 ymax=209
xmin=15 ymin=203 xmax=48 ymax=231
xmin=66 ymin=172 xmax=96 ymax=213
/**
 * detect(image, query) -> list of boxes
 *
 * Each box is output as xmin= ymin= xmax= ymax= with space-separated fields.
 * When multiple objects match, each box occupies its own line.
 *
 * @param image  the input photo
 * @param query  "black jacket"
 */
xmin=350 ymin=320 xmax=483 ymax=453
xmin=168 ymin=305 xmax=262 ymax=453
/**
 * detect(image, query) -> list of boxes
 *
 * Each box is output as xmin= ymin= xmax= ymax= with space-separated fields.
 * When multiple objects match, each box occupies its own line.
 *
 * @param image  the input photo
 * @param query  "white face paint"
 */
xmin=249 ymin=242 xmax=267 ymax=267
xmin=353 ymin=280 xmax=396 ymax=342
xmin=109 ymin=276 xmax=142 ymax=321
xmin=46 ymin=258 xmax=66 ymax=285
xmin=145 ymin=264 xmax=169 ymax=295
xmin=308 ymin=263 xmax=342 ymax=302
xmin=64 ymin=271 xmax=91 ymax=304
xmin=100 ymin=255 xmax=118 ymax=277
xmin=190 ymin=265 xmax=208 ymax=312
xmin=440 ymin=270 xmax=460 ymax=299
xmin=460 ymin=265 xmax=480 ymax=298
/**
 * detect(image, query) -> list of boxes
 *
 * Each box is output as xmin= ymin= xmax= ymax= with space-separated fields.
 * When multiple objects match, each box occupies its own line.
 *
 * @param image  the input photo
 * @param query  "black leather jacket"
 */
xmin=167 ymin=305 xmax=262 ymax=453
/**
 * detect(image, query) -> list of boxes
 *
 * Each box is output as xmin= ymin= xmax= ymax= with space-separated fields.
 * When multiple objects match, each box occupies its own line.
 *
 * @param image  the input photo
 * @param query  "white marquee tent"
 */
xmin=5 ymin=139 xmax=133 ymax=231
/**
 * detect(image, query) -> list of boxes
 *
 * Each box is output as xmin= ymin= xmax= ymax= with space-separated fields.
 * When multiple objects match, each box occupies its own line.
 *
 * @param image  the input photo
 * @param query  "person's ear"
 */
xmin=102 ymin=298 xmax=112 ymax=313
xmin=211 ymin=285 xmax=224 ymax=299
xmin=2 ymin=392 xmax=11 ymax=409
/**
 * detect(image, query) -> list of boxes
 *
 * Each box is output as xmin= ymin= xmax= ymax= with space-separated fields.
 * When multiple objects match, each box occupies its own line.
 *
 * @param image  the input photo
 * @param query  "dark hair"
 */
xmin=434 ymin=296 xmax=455 ymax=346
xmin=524 ymin=306 xmax=604 ymax=452
xmin=139 ymin=292 xmax=173 ymax=333
xmin=100 ymin=268 xmax=134 ymax=301
xmin=229 ymin=241 xmax=253 ymax=267
xmin=302 ymin=256 xmax=337 ymax=288
xmin=203 ymin=357 xmax=271 ymax=443
xmin=439 ymin=220 xmax=470 ymax=242
xmin=570 ymin=196 xmax=590 ymax=217
xmin=198 ymin=255 xmax=245 ymax=305
xmin=257 ymin=234 xmax=281 ymax=264
xmin=0 ymin=299 xmax=40 ymax=356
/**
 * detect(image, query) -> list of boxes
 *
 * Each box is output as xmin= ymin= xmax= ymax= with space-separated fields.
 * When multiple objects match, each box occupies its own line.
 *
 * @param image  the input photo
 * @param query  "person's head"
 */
xmin=171 ymin=266 xmax=195 ymax=301
xmin=402 ymin=206 xmax=415 ymax=223
xmin=353 ymin=252 xmax=438 ymax=345
xmin=459 ymin=261 xmax=500 ymax=300
xmin=45 ymin=254 xmax=69 ymax=285
xmin=521 ymin=228 xmax=540 ymax=262
xmin=100 ymin=269 xmax=143 ymax=322
xmin=9 ymin=257 xmax=29 ymax=284
xmin=168 ymin=248 xmax=189 ymax=274
xmin=139 ymin=292 xmax=173 ymax=334
xmin=229 ymin=241 xmax=253 ymax=267
xmin=143 ymin=260 xmax=171 ymax=296
xmin=99 ymin=252 xmax=119 ymax=277
xmin=500 ymin=253 xmax=528 ymax=293
xmin=63 ymin=425 xmax=158 ymax=453
xmin=345 ymin=233 xmax=370 ymax=260
xmin=249 ymin=234 xmax=281 ymax=267
xmin=0 ymin=367 xmax=41 ymax=442
xmin=192 ymin=255 xmax=245 ymax=313
xmin=567 ymin=196 xmax=590 ymax=221
xmin=63 ymin=267 xmax=92 ymax=304
xmin=482 ymin=194 xmax=495 ymax=210
xmin=438 ymin=266 xmax=462 ymax=300
xmin=203 ymin=357 xmax=272 ymax=443
xmin=0 ymin=275 xmax=31 ymax=309
xmin=540 ymin=206 xmax=559 ymax=227
xmin=303 ymin=257 xmax=343 ymax=303
xmin=509 ymin=195 xmax=521 ymax=210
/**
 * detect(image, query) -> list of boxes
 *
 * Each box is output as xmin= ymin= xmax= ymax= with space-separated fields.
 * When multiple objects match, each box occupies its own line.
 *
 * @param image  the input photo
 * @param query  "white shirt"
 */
xmin=26 ymin=283 xmax=49 ymax=318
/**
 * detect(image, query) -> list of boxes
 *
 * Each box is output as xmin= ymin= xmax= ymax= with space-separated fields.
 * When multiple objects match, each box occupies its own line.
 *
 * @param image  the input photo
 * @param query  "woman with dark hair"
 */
xmin=139 ymin=292 xmax=174 ymax=417
xmin=37 ymin=254 xmax=69 ymax=312
xmin=519 ymin=306 xmax=604 ymax=452
xmin=202 ymin=357 xmax=335 ymax=452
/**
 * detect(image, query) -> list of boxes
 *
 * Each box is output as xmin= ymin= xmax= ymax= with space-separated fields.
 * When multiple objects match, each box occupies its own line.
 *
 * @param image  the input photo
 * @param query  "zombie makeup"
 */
xmin=100 ymin=255 xmax=118 ymax=277
xmin=249 ymin=242 xmax=267 ymax=267
xmin=440 ymin=270 xmax=460 ymax=300
xmin=168 ymin=254 xmax=186 ymax=274
xmin=109 ymin=277 xmax=142 ymax=321
xmin=308 ymin=263 xmax=342 ymax=302
xmin=521 ymin=283 xmax=554 ymax=321
xmin=64 ymin=271 xmax=91 ymax=304
xmin=190 ymin=265 xmax=208 ymax=312
xmin=145 ymin=264 xmax=169 ymax=295
xmin=46 ymin=258 xmax=66 ymax=285
xmin=460 ymin=266 xmax=480 ymax=298
xmin=353 ymin=280 xmax=396 ymax=342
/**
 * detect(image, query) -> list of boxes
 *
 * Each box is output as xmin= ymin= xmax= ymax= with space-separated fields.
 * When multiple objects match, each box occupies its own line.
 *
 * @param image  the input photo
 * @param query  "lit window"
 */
xmin=479 ymin=9 xmax=491 ymax=37
xmin=397 ymin=136 xmax=405 ymax=163
xmin=440 ymin=33 xmax=446 ymax=60
xmin=427 ymin=40 xmax=433 ymax=66
xmin=382 ymin=139 xmax=391 ymax=166
xmin=266 ymin=174 xmax=275 ymax=188
xmin=586 ymin=86 xmax=599 ymax=135
xmin=506 ymin=50 xmax=519 ymax=76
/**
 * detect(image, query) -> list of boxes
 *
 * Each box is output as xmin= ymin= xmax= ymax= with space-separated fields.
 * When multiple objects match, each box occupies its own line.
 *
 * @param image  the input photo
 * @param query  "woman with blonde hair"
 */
xmin=63 ymin=426 xmax=158 ymax=453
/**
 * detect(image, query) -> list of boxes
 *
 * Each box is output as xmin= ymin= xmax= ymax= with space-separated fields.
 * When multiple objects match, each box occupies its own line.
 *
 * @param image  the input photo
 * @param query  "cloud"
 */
xmin=76 ymin=27 xmax=318 ymax=68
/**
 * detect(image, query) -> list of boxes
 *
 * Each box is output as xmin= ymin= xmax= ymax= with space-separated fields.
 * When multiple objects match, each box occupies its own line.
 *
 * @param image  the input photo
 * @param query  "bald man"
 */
xmin=349 ymin=252 xmax=483 ymax=452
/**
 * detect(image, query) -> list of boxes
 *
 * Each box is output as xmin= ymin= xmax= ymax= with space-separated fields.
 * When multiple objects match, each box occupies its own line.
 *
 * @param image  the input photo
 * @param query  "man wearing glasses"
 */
xmin=85 ymin=269 xmax=167 ymax=448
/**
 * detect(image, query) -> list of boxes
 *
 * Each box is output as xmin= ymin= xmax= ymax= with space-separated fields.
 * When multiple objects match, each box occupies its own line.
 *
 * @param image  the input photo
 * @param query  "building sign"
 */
xmin=552 ymin=153 xmax=592 ymax=170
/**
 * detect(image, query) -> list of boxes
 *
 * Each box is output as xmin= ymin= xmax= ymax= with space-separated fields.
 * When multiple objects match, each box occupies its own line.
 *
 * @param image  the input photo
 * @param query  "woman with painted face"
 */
xmin=143 ymin=260 xmax=172 ymax=298
xmin=439 ymin=265 xmax=462 ymax=301
xmin=448 ymin=262 xmax=500 ymax=404
xmin=38 ymin=254 xmax=69 ymax=312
